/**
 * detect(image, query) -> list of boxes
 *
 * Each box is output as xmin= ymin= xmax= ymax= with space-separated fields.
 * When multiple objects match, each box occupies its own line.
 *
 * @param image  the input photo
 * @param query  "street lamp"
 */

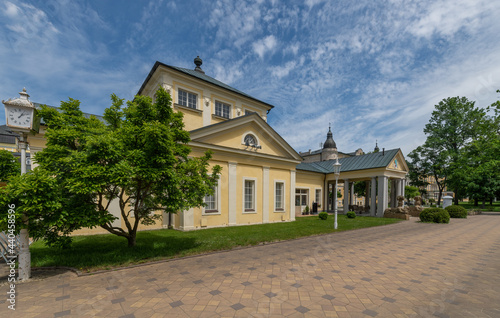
xmin=333 ymin=157 xmax=341 ymax=229
xmin=2 ymin=88 xmax=40 ymax=281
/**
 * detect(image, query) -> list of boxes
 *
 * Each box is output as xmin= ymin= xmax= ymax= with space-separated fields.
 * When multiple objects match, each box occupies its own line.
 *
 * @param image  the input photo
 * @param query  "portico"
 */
xmin=296 ymin=148 xmax=408 ymax=217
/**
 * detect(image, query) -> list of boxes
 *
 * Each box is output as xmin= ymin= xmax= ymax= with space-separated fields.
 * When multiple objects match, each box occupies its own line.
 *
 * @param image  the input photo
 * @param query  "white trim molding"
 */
xmin=202 ymin=181 xmax=222 ymax=216
xmin=273 ymin=179 xmax=286 ymax=213
xmin=242 ymin=177 xmax=258 ymax=214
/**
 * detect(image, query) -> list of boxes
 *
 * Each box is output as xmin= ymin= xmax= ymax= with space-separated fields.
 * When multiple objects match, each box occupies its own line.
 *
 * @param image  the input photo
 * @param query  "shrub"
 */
xmin=445 ymin=205 xmax=467 ymax=218
xmin=346 ymin=211 xmax=356 ymax=218
xmin=419 ymin=207 xmax=450 ymax=223
xmin=319 ymin=212 xmax=328 ymax=220
xmin=303 ymin=206 xmax=310 ymax=215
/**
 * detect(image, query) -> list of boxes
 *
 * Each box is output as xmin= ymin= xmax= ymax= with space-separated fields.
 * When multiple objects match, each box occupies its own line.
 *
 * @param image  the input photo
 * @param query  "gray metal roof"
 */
xmin=296 ymin=148 xmax=400 ymax=174
xmin=0 ymin=125 xmax=18 ymax=144
xmin=137 ymin=61 xmax=275 ymax=109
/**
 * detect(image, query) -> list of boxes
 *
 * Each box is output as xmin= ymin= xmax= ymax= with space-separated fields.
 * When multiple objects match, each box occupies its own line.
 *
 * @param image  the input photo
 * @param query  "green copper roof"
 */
xmin=296 ymin=148 xmax=400 ymax=174
xmin=138 ymin=61 xmax=274 ymax=109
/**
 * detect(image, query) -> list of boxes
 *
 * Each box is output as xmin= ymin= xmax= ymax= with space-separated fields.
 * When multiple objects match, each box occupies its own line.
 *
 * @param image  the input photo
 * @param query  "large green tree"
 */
xmin=0 ymin=88 xmax=221 ymax=247
xmin=0 ymin=149 xmax=20 ymax=182
xmin=461 ymin=90 xmax=500 ymax=207
xmin=409 ymin=96 xmax=487 ymax=205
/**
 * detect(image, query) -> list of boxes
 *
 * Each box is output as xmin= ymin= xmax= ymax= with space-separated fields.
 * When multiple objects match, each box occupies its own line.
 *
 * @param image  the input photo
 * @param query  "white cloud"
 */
xmin=252 ymin=35 xmax=277 ymax=59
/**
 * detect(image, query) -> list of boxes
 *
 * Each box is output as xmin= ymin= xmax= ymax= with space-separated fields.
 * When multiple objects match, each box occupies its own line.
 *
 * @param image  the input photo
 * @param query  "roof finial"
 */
xmin=374 ymin=140 xmax=380 ymax=153
xmin=194 ymin=56 xmax=205 ymax=74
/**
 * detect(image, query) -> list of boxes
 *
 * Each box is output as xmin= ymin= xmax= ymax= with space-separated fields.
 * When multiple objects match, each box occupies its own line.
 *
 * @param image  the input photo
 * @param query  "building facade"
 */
xmin=4 ymin=57 xmax=409 ymax=234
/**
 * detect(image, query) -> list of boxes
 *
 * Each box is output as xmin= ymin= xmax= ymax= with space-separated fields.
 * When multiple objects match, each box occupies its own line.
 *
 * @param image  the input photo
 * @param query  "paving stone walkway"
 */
xmin=1 ymin=215 xmax=500 ymax=317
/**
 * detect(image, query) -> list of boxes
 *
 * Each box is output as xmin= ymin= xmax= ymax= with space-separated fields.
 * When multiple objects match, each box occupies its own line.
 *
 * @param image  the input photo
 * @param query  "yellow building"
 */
xmin=5 ymin=57 xmax=409 ymax=234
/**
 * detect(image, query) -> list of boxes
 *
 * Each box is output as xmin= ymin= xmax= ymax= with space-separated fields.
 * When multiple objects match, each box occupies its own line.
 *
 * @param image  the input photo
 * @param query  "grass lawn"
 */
xmin=30 ymin=215 xmax=400 ymax=272
xmin=458 ymin=201 xmax=500 ymax=212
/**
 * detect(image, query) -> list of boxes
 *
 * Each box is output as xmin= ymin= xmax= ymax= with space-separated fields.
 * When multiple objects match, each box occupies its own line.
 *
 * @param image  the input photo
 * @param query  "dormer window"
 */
xmin=215 ymin=101 xmax=231 ymax=119
xmin=244 ymin=134 xmax=257 ymax=146
xmin=178 ymin=89 xmax=197 ymax=109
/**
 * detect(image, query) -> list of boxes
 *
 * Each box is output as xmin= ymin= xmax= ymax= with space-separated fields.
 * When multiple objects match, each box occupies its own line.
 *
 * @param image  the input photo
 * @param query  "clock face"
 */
xmin=7 ymin=107 xmax=32 ymax=128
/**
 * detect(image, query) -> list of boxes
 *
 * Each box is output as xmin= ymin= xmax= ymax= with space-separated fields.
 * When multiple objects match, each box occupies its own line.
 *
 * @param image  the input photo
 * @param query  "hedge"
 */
xmin=420 ymin=207 xmax=450 ymax=223
xmin=445 ymin=205 xmax=467 ymax=218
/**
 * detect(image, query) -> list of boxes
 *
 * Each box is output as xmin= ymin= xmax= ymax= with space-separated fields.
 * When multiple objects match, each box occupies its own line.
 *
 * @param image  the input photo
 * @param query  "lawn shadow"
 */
xmin=30 ymin=231 xmax=200 ymax=270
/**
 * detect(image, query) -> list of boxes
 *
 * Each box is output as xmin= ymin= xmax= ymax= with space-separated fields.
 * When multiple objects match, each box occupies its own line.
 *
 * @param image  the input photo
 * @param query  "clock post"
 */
xmin=2 ymin=88 xmax=40 ymax=281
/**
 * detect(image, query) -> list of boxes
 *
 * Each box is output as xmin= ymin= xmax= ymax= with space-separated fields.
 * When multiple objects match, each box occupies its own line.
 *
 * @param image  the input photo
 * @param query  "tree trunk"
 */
xmin=474 ymin=198 xmax=478 ymax=206
xmin=481 ymin=198 xmax=486 ymax=209
xmin=127 ymin=232 xmax=137 ymax=247
xmin=437 ymin=190 xmax=443 ymax=207
xmin=453 ymin=193 xmax=459 ymax=205
xmin=490 ymin=198 xmax=493 ymax=206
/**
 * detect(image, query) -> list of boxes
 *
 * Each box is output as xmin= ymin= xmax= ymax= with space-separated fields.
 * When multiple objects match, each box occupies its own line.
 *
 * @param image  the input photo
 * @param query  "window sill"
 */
xmin=203 ymin=210 xmax=221 ymax=215
xmin=212 ymin=114 xmax=230 ymax=120
xmin=274 ymin=209 xmax=285 ymax=213
xmin=174 ymin=103 xmax=202 ymax=114
xmin=243 ymin=209 xmax=257 ymax=214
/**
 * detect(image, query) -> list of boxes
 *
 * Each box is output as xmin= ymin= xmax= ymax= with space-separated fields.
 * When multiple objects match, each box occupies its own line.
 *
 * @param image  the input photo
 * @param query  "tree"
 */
xmin=424 ymin=96 xmax=486 ymax=204
xmin=1 ymin=88 xmax=221 ymax=247
xmin=353 ymin=181 xmax=367 ymax=197
xmin=408 ymin=144 xmax=449 ymax=206
xmin=404 ymin=185 xmax=420 ymax=204
xmin=0 ymin=149 xmax=20 ymax=182
xmin=409 ymin=96 xmax=487 ymax=205
xmin=461 ymin=90 xmax=500 ymax=207
xmin=406 ymin=160 xmax=429 ymax=197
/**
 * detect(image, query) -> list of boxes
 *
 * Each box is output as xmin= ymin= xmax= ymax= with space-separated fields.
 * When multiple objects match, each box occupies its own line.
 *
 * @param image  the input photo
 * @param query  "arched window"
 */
xmin=244 ymin=134 xmax=257 ymax=146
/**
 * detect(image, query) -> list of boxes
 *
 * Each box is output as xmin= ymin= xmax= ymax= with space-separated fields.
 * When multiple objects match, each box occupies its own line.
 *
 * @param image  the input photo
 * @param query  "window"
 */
xmin=245 ymin=110 xmax=255 ymax=115
xmin=215 ymin=101 xmax=231 ymax=118
xmin=275 ymin=182 xmax=284 ymax=211
xmin=244 ymin=134 xmax=257 ymax=146
xmin=315 ymin=189 xmax=321 ymax=205
xmin=295 ymin=189 xmax=308 ymax=206
xmin=244 ymin=180 xmax=255 ymax=211
xmin=204 ymin=186 xmax=218 ymax=213
xmin=178 ymin=89 xmax=197 ymax=109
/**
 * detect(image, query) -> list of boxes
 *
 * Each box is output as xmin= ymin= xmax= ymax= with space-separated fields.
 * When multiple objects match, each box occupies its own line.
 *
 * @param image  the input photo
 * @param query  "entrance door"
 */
xmin=295 ymin=189 xmax=309 ymax=215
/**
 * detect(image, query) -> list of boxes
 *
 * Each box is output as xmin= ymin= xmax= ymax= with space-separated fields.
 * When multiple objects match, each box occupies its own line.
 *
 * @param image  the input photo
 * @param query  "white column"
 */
xmin=228 ymin=162 xmax=237 ymax=225
xmin=183 ymin=208 xmax=194 ymax=230
xmin=343 ymin=179 xmax=349 ymax=213
xmin=377 ymin=176 xmax=388 ymax=217
xmin=18 ymin=134 xmax=30 ymax=280
xmin=370 ymin=177 xmax=376 ymax=216
xmin=324 ymin=179 xmax=329 ymax=212
xmin=202 ymin=95 xmax=211 ymax=126
xmin=390 ymin=179 xmax=395 ymax=208
xmin=396 ymin=179 xmax=402 ymax=198
xmin=401 ymin=179 xmax=406 ymax=198
xmin=350 ymin=182 xmax=355 ymax=206
xmin=262 ymin=167 xmax=269 ymax=223
xmin=290 ymin=170 xmax=296 ymax=221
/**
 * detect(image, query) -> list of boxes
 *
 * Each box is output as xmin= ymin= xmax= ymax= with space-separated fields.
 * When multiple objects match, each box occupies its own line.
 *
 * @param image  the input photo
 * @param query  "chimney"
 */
xmin=194 ymin=56 xmax=205 ymax=74
xmin=382 ymin=148 xmax=385 ymax=156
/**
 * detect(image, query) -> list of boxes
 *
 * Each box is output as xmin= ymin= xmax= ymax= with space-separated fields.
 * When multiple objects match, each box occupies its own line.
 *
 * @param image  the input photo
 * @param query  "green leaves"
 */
xmin=3 ymin=86 xmax=221 ymax=247
xmin=0 ymin=150 xmax=20 ymax=182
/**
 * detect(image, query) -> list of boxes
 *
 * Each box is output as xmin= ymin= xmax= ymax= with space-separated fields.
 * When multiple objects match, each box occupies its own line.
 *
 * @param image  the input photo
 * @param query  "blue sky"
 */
xmin=1 ymin=0 xmax=499 ymax=156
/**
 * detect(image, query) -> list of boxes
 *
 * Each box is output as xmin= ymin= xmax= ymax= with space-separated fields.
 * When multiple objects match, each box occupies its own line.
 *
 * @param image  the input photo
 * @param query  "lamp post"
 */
xmin=333 ymin=157 xmax=341 ymax=229
xmin=3 ymin=88 xmax=40 ymax=281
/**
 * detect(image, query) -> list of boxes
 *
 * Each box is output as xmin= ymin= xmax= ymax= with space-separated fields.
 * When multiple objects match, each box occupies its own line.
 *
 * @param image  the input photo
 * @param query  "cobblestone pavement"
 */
xmin=1 ymin=215 xmax=500 ymax=318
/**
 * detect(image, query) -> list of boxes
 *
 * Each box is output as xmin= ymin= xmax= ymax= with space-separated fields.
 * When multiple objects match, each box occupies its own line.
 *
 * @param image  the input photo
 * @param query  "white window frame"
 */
xmin=274 ymin=180 xmax=286 ymax=212
xmin=241 ymin=131 xmax=260 ymax=146
xmin=315 ymin=188 xmax=322 ymax=206
xmin=215 ymin=100 xmax=231 ymax=119
xmin=243 ymin=177 xmax=257 ymax=213
xmin=202 ymin=183 xmax=221 ymax=215
xmin=178 ymin=88 xmax=198 ymax=109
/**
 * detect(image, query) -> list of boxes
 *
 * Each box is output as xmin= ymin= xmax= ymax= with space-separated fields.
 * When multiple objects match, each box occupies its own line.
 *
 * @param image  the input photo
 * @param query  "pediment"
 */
xmin=387 ymin=150 xmax=408 ymax=172
xmin=189 ymin=114 xmax=302 ymax=161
